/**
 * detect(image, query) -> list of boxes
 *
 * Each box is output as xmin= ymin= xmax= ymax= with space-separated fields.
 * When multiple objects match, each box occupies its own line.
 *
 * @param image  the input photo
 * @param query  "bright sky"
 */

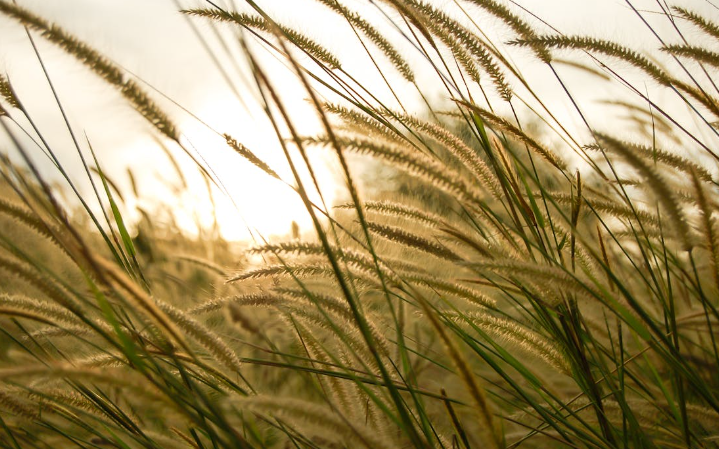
xmin=1 ymin=0 xmax=717 ymax=241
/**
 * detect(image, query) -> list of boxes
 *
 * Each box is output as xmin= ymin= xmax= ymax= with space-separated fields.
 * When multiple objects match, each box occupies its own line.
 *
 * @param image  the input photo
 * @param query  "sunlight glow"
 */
xmin=170 ymin=91 xmax=339 ymax=242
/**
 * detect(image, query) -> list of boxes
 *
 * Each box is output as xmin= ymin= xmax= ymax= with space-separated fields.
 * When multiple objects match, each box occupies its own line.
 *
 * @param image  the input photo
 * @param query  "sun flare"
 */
xmin=168 ymin=91 xmax=339 ymax=242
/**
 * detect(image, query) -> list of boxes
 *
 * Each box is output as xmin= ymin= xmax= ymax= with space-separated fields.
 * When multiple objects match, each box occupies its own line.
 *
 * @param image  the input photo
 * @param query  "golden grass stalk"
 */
xmin=424 ymin=14 xmax=484 ymax=86
xmin=194 ymin=286 xmax=390 ymax=357
xmin=189 ymin=292 xmax=285 ymax=315
xmin=93 ymin=257 xmax=190 ymax=351
xmin=381 ymin=256 xmax=433 ymax=274
xmin=511 ymin=34 xmax=668 ymax=83
xmin=547 ymin=191 xmax=660 ymax=227
xmin=241 ymin=242 xmax=492 ymax=307
xmin=25 ymin=324 xmax=95 ymax=340
xmin=596 ymin=226 xmax=615 ymax=292
xmin=285 ymin=310 xmax=387 ymax=372
xmin=183 ymin=8 xmax=341 ymax=69
xmin=512 ymin=34 xmax=719 ymax=117
xmin=322 ymin=102 xmax=401 ymax=143
xmin=249 ymin=240 xmax=352 ymax=259
xmin=690 ymin=170 xmax=719 ymax=293
xmin=0 ymin=390 xmax=39 ymax=420
xmin=465 ymin=0 xmax=551 ymax=62
xmin=672 ymin=6 xmax=719 ymax=41
xmin=247 ymin=241 xmax=401 ymax=282
xmin=490 ymin=134 xmax=517 ymax=183
xmin=227 ymin=264 xmax=316 ymax=282
xmin=70 ymin=353 xmax=126 ymax=369
xmin=380 ymin=108 xmax=503 ymax=196
xmin=596 ymin=133 xmax=693 ymax=251
xmin=684 ymin=403 xmax=719 ymax=430
xmin=412 ymin=288 xmax=502 ymax=449
xmin=0 ymin=2 xmax=122 ymax=83
xmin=570 ymin=397 xmax=719 ymax=434
xmin=462 ymin=312 xmax=570 ymax=373
xmin=549 ymin=220 xmax=602 ymax=278
xmin=0 ymin=73 xmax=19 ymax=116
xmin=585 ymin=141 xmax=713 ymax=182
xmin=0 ymin=364 xmax=148 ymax=392
xmin=316 ymin=0 xmax=415 ymax=82
xmin=235 ymin=395 xmax=396 ymax=449
xmin=409 ymin=0 xmax=513 ymax=100
xmin=226 ymin=263 xmax=383 ymax=290
xmin=292 ymin=319 xmax=359 ymax=417
xmin=438 ymin=223 xmax=504 ymax=259
xmin=402 ymin=272 xmax=496 ymax=308
xmin=0 ymin=197 xmax=65 ymax=248
xmin=455 ymin=101 xmax=568 ymax=170
xmin=0 ymin=253 xmax=80 ymax=312
xmin=223 ymin=134 xmax=280 ymax=180
xmin=276 ymin=287 xmax=359 ymax=319
xmin=0 ymin=1 xmax=178 ymax=139
xmin=570 ymin=171 xmax=582 ymax=271
xmin=662 ymin=45 xmax=719 ymax=70
xmin=0 ymin=293 xmax=83 ymax=327
xmin=367 ymin=221 xmax=462 ymax=261
xmin=305 ymin=134 xmax=487 ymax=204
xmin=31 ymin=389 xmax=137 ymax=427
xmin=156 ymin=301 xmax=243 ymax=374
xmin=666 ymin=79 xmax=719 ymax=119
xmin=468 ymin=259 xmax=599 ymax=302
xmin=0 ymin=306 xmax=58 ymax=325
xmin=336 ymin=200 xmax=444 ymax=227
xmin=277 ymin=287 xmax=391 ymax=355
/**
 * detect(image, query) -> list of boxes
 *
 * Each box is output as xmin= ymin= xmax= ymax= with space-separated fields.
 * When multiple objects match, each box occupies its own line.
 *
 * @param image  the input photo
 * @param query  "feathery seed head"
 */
xmin=0 ymin=74 xmax=19 ymax=114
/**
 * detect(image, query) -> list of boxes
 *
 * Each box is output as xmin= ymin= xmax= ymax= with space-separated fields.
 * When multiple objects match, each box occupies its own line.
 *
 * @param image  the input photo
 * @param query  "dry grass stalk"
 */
xmin=367 ymin=221 xmax=462 ymax=261
xmin=462 ymin=312 xmax=570 ymax=372
xmin=691 ymin=171 xmax=719 ymax=293
xmin=237 ymin=395 xmax=397 ymax=449
xmin=336 ymin=200 xmax=445 ymax=227
xmin=157 ymin=301 xmax=243 ymax=373
xmin=0 ymin=73 xmax=19 ymax=115
xmin=93 ymin=257 xmax=190 ymax=351
xmin=456 ymin=101 xmax=568 ymax=170
xmin=305 ymin=134 xmax=487 ymax=205
xmin=596 ymin=133 xmax=693 ymax=251
xmin=465 ymin=0 xmax=551 ymax=62
xmin=412 ymin=287 xmax=502 ymax=449
xmin=183 ymin=8 xmax=341 ymax=69
xmin=585 ymin=141 xmax=713 ymax=182
xmin=402 ymin=272 xmax=496 ymax=308
xmin=223 ymin=134 xmax=280 ymax=180
xmin=379 ymin=107 xmax=503 ymax=196
xmin=672 ymin=6 xmax=719 ymax=41
xmin=0 ymin=293 xmax=83 ymax=327
xmin=408 ymin=0 xmax=512 ymax=100
xmin=0 ymin=1 xmax=178 ymax=139
xmin=316 ymin=0 xmax=414 ymax=82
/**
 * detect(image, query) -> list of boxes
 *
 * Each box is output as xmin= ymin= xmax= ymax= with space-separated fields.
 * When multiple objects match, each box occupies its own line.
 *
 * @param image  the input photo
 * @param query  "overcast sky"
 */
xmin=1 ymin=0 xmax=717 ymax=241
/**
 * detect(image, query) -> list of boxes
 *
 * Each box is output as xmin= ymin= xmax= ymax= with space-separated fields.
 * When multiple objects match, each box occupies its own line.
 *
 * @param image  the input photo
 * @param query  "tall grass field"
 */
xmin=1 ymin=1 xmax=719 ymax=447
